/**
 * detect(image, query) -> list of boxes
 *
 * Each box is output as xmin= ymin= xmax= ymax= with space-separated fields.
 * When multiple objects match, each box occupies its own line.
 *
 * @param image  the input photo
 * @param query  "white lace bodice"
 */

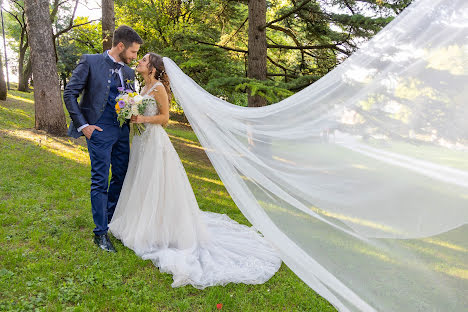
xmin=140 ymin=82 xmax=163 ymax=116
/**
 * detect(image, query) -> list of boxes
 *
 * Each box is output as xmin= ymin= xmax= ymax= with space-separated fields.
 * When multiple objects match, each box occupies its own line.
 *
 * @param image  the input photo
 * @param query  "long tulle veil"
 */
xmin=162 ymin=0 xmax=468 ymax=310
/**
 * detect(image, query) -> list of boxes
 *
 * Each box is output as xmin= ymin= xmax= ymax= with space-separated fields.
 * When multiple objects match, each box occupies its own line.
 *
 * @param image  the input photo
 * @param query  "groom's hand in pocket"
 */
xmin=82 ymin=125 xmax=103 ymax=140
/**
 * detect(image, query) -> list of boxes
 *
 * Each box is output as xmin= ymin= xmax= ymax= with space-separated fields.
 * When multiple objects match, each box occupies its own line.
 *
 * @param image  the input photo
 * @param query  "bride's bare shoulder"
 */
xmin=149 ymin=84 xmax=165 ymax=96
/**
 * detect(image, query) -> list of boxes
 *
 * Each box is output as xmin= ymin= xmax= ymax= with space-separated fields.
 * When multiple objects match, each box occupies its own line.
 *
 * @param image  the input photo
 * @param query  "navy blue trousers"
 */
xmin=86 ymin=112 xmax=129 ymax=235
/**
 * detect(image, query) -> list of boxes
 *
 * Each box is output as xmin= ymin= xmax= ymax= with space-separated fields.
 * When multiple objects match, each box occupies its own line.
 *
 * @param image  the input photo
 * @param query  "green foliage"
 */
xmin=114 ymin=0 xmax=248 ymax=100
xmin=3 ymin=1 xmax=25 ymax=49
xmin=64 ymin=17 xmax=103 ymax=54
xmin=3 ymin=0 xmax=28 ymax=68
xmin=3 ymin=0 xmax=102 ymax=90
xmin=43 ymin=0 xmax=413 ymax=103
xmin=56 ymin=40 xmax=81 ymax=83
xmin=56 ymin=17 xmax=102 ymax=85
xmin=206 ymin=76 xmax=294 ymax=105
xmin=109 ymin=0 xmax=411 ymax=106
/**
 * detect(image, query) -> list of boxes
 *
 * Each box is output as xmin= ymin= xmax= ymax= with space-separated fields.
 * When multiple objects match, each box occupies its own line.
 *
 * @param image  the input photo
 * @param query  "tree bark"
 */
xmin=0 ymin=53 xmax=6 ymax=100
xmin=18 ymin=57 xmax=32 ymax=92
xmin=24 ymin=0 xmax=67 ymax=136
xmin=17 ymin=23 xmax=30 ymax=91
xmin=247 ymin=0 xmax=267 ymax=107
xmin=102 ymin=0 xmax=115 ymax=51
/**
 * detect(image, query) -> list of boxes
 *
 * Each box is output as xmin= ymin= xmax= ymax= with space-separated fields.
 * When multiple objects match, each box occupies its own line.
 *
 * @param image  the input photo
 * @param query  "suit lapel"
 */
xmin=99 ymin=53 xmax=114 ymax=87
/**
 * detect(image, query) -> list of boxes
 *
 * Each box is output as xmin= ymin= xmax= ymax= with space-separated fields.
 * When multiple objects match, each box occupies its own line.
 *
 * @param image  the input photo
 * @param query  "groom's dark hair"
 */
xmin=112 ymin=25 xmax=143 ymax=47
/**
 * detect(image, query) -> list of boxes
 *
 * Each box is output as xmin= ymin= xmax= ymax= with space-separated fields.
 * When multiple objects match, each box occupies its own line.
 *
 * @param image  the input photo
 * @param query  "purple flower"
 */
xmin=125 ymin=89 xmax=133 ymax=93
xmin=117 ymin=87 xmax=125 ymax=92
xmin=118 ymin=100 xmax=126 ymax=108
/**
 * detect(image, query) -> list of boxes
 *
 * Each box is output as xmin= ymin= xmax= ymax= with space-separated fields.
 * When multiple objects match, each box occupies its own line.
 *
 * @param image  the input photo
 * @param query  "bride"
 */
xmin=108 ymin=53 xmax=281 ymax=289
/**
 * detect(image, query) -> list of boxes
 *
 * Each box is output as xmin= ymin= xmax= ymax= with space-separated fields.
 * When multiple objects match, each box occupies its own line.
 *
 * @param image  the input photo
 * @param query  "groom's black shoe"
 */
xmin=94 ymin=233 xmax=116 ymax=252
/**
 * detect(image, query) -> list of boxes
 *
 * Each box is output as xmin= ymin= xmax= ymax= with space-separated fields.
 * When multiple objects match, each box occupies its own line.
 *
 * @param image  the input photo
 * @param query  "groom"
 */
xmin=64 ymin=26 xmax=143 ymax=252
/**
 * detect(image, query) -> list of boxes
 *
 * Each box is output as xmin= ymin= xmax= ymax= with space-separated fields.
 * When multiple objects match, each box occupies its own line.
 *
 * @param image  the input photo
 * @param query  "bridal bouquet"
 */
xmin=115 ymin=87 xmax=149 ymax=135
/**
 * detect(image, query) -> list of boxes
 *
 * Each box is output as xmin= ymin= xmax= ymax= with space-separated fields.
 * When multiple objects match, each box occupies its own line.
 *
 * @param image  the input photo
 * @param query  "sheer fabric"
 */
xmin=109 ymin=82 xmax=281 ymax=289
xmin=163 ymin=0 xmax=468 ymax=310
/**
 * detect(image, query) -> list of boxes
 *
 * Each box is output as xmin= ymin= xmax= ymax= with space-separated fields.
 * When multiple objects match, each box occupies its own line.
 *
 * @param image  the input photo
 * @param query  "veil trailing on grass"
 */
xmin=163 ymin=0 xmax=467 ymax=310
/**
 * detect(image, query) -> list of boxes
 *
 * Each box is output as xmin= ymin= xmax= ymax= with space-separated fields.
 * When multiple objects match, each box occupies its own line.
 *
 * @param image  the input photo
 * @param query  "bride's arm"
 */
xmin=131 ymin=84 xmax=170 ymax=125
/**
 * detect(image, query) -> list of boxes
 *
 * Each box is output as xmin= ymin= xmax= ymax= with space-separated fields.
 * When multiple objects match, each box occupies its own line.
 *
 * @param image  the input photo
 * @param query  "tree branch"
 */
xmin=268 ymin=24 xmax=306 ymax=66
xmin=53 ymin=0 xmax=80 ymax=38
xmin=222 ymin=17 xmax=248 ymax=45
xmin=196 ymin=40 xmax=248 ymax=53
xmin=267 ymin=55 xmax=296 ymax=74
xmin=74 ymin=38 xmax=100 ymax=53
xmin=1 ymin=7 xmax=23 ymax=28
xmin=11 ymin=0 xmax=24 ymax=11
xmin=50 ymin=0 xmax=61 ymax=22
xmin=261 ymin=0 xmax=313 ymax=30
xmin=267 ymin=72 xmax=298 ymax=78
xmin=355 ymin=0 xmax=405 ymax=14
xmin=54 ymin=19 xmax=100 ymax=39
xmin=343 ymin=0 xmax=355 ymax=14
xmin=267 ymin=44 xmax=350 ymax=55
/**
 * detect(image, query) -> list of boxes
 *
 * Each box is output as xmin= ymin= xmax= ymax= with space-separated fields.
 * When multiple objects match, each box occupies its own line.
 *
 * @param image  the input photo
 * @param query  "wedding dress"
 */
xmin=108 ymin=82 xmax=281 ymax=288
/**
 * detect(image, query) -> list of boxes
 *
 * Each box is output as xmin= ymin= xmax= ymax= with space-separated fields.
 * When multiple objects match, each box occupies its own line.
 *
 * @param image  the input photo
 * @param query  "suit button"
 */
xmin=108 ymin=80 xmax=111 ymax=83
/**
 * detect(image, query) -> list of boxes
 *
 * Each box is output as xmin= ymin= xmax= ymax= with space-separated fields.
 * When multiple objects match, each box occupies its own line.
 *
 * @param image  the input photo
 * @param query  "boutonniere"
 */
xmin=125 ymin=79 xmax=135 ymax=91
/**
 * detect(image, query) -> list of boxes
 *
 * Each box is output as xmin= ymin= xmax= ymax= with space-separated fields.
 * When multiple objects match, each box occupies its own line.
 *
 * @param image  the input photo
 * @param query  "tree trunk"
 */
xmin=18 ymin=57 xmax=32 ymax=92
xmin=247 ymin=0 xmax=267 ymax=107
xmin=24 ymin=0 xmax=67 ymax=136
xmin=61 ymin=73 xmax=67 ymax=90
xmin=17 ymin=46 xmax=28 ymax=91
xmin=102 ymin=0 xmax=115 ymax=51
xmin=16 ymin=16 xmax=30 ymax=91
xmin=0 ymin=53 xmax=6 ymax=100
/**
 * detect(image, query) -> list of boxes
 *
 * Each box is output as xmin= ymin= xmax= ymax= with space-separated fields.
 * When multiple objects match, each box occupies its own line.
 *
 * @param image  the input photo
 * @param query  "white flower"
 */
xmin=133 ymin=95 xmax=143 ymax=104
xmin=131 ymin=104 xmax=139 ymax=116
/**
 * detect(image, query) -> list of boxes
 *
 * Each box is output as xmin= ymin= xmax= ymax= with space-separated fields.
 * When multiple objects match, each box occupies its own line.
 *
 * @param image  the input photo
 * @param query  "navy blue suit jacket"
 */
xmin=63 ymin=52 xmax=135 ymax=138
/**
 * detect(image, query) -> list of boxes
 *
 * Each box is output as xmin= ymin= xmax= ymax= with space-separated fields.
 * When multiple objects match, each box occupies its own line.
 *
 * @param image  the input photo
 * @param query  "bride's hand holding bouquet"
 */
xmin=115 ymin=87 xmax=149 ymax=135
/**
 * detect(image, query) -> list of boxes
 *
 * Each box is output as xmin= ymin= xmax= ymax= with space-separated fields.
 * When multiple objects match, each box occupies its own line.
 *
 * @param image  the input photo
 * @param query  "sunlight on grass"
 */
xmin=181 ymin=159 xmax=216 ymax=171
xmin=354 ymin=246 xmax=397 ymax=263
xmin=351 ymin=163 xmax=372 ymax=170
xmin=168 ymin=134 xmax=207 ymax=151
xmin=0 ymin=94 xmax=337 ymax=311
xmin=434 ymin=266 xmax=468 ymax=280
xmin=187 ymin=173 xmax=224 ymax=186
xmin=272 ymin=155 xmax=296 ymax=165
xmin=422 ymin=237 xmax=467 ymax=253
xmin=258 ymin=191 xmax=401 ymax=236
xmin=0 ymin=105 xmax=32 ymax=118
xmin=8 ymin=94 xmax=34 ymax=104
xmin=262 ymin=200 xmax=468 ymax=281
xmin=311 ymin=207 xmax=402 ymax=235
xmin=0 ymin=129 xmax=89 ymax=164
xmin=2 ymin=90 xmax=465 ymax=310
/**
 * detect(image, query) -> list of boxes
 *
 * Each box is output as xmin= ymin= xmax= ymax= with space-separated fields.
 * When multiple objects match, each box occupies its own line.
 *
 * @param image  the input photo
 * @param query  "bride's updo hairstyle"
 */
xmin=147 ymin=52 xmax=172 ymax=103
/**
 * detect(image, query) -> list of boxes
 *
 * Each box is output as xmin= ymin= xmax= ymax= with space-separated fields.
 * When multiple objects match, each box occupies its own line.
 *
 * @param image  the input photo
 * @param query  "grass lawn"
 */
xmin=0 ymin=90 xmax=336 ymax=311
